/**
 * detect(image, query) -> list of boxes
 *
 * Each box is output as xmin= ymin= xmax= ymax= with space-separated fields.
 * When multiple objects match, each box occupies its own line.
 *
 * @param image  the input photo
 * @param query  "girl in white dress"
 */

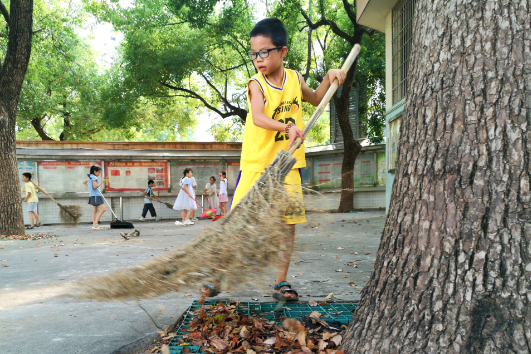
xmin=218 ymin=171 xmax=228 ymax=217
xmin=179 ymin=168 xmax=198 ymax=222
xmin=173 ymin=168 xmax=197 ymax=226
xmin=204 ymin=176 xmax=219 ymax=216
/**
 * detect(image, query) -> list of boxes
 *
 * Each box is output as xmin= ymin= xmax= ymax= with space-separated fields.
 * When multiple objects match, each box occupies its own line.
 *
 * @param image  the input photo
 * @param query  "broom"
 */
xmin=74 ymin=44 xmax=361 ymax=301
xmin=31 ymin=183 xmax=83 ymax=225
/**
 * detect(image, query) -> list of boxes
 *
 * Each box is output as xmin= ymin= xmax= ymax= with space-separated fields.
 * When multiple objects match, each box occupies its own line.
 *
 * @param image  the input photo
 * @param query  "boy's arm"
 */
xmin=83 ymin=180 xmax=88 ymax=186
xmin=249 ymin=81 xmax=304 ymax=147
xmin=24 ymin=191 xmax=30 ymax=203
xmin=300 ymin=69 xmax=346 ymax=106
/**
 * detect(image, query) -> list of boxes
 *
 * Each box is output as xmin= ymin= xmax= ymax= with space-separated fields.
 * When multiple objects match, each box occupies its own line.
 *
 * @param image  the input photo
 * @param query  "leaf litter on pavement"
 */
xmin=151 ymin=302 xmax=349 ymax=353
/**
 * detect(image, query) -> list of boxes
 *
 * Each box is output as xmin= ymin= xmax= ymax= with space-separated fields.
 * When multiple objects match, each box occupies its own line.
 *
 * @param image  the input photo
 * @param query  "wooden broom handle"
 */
xmin=31 ymin=182 xmax=58 ymax=204
xmin=287 ymin=43 xmax=361 ymax=156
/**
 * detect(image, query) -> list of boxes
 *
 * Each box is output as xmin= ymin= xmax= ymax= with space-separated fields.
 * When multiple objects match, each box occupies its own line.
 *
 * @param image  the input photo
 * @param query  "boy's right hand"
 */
xmin=288 ymin=125 xmax=305 ymax=148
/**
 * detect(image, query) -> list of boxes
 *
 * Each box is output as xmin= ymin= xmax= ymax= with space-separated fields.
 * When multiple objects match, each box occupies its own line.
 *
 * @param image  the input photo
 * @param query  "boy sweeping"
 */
xmin=202 ymin=18 xmax=345 ymax=301
xmin=139 ymin=180 xmax=162 ymax=222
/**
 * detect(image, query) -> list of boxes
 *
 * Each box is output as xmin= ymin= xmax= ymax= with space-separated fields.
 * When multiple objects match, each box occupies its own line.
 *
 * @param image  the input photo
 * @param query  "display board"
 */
xmin=377 ymin=152 xmax=386 ymax=186
xmin=170 ymin=161 xmax=225 ymax=193
xmin=388 ymin=116 xmax=402 ymax=171
xmin=313 ymin=154 xmax=376 ymax=189
xmin=227 ymin=162 xmax=240 ymax=190
xmin=104 ymin=161 xmax=168 ymax=191
xmin=38 ymin=161 xmax=102 ymax=193
xmin=314 ymin=156 xmax=343 ymax=188
xmin=18 ymin=161 xmax=36 ymax=193
xmin=354 ymin=153 xmax=375 ymax=186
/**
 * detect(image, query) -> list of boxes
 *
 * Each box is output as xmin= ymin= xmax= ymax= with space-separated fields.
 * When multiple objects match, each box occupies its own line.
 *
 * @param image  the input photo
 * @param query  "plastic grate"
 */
xmin=168 ymin=301 xmax=358 ymax=354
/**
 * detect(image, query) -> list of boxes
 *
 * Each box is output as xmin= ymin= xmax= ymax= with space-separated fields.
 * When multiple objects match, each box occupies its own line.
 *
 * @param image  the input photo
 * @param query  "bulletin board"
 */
xmin=353 ymin=153 xmax=375 ymax=186
xmin=388 ymin=116 xmax=402 ymax=172
xmin=227 ymin=162 xmax=240 ymax=190
xmin=170 ymin=161 xmax=225 ymax=192
xmin=313 ymin=154 xmax=376 ymax=189
xmin=377 ymin=152 xmax=386 ymax=186
xmin=37 ymin=161 xmax=102 ymax=193
xmin=18 ymin=160 xmax=36 ymax=193
xmin=104 ymin=161 xmax=168 ymax=191
xmin=313 ymin=156 xmax=343 ymax=188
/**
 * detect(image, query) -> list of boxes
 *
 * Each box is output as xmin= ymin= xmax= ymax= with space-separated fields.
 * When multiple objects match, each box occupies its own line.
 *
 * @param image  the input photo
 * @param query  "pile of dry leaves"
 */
xmin=0 ymin=232 xmax=57 ymax=240
xmin=152 ymin=302 xmax=348 ymax=354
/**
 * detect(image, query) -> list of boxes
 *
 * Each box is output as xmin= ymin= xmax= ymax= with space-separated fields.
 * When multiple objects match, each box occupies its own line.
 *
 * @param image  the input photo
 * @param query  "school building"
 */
xmin=17 ymin=140 xmax=386 ymax=225
xmin=357 ymin=0 xmax=415 ymax=207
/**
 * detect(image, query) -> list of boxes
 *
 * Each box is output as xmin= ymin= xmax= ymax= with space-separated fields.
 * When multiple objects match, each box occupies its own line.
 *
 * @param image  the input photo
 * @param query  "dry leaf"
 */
xmin=35 ymin=242 xmax=40 ymax=245
xmin=335 ymin=256 xmax=339 ymax=259
xmin=318 ymin=340 xmax=328 ymax=351
xmin=366 ymin=252 xmax=371 ymax=255
xmin=331 ymin=335 xmax=342 ymax=346
xmin=325 ymin=293 xmax=334 ymax=299
xmin=264 ymin=337 xmax=277 ymax=345
xmin=283 ymin=318 xmax=301 ymax=331
xmin=322 ymin=332 xmax=335 ymax=341
xmin=349 ymin=282 xmax=356 ymax=286
xmin=354 ymin=252 xmax=358 ymax=255
xmin=199 ymin=308 xmax=206 ymax=319
xmin=335 ymin=269 xmax=343 ymax=272
xmin=211 ymin=337 xmax=227 ymax=350
xmin=296 ymin=331 xmax=307 ymax=346
xmin=296 ymin=272 xmax=303 ymax=275
xmin=343 ymin=275 xmax=347 ymax=278
xmin=160 ymin=344 xmax=170 ymax=354
xmin=1 ymin=264 xmax=8 ymax=267
xmin=160 ymin=308 xmax=164 ymax=315
xmin=308 ymin=301 xmax=318 ymax=306
xmin=320 ymin=301 xmax=327 ymax=306
xmin=240 ymin=325 xmax=250 ymax=338
xmin=350 ymin=251 xmax=353 ymax=254
xmin=309 ymin=311 xmax=322 ymax=320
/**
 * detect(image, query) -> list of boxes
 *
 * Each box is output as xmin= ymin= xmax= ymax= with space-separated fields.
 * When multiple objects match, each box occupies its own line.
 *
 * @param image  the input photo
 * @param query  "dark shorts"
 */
xmin=88 ymin=196 xmax=104 ymax=206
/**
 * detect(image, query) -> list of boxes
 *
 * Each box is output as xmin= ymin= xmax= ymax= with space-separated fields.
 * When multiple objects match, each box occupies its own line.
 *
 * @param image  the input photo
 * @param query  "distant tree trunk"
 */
xmin=342 ymin=0 xmax=531 ymax=352
xmin=0 ymin=0 xmax=34 ymax=235
xmin=335 ymin=64 xmax=362 ymax=213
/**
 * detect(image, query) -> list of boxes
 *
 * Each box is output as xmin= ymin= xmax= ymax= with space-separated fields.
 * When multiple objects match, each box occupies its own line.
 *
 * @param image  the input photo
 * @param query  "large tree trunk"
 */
xmin=342 ymin=0 xmax=531 ymax=352
xmin=336 ymin=60 xmax=362 ymax=213
xmin=0 ymin=0 xmax=34 ymax=235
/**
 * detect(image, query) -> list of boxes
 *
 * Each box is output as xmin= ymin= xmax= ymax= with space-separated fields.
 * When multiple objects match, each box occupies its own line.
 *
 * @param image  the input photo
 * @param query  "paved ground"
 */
xmin=0 ymin=211 xmax=386 ymax=354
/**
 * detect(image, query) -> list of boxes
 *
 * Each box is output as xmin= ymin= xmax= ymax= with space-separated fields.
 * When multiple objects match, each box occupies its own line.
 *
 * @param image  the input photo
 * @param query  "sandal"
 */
xmin=36 ymin=223 xmax=43 ymax=227
xmin=201 ymin=283 xmax=221 ymax=298
xmin=25 ymin=225 xmax=35 ymax=230
xmin=272 ymin=281 xmax=299 ymax=302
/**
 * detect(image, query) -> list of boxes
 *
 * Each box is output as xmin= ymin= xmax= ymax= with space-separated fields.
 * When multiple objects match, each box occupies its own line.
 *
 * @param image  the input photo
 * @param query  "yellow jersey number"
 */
xmin=274 ymin=118 xmax=296 ymax=142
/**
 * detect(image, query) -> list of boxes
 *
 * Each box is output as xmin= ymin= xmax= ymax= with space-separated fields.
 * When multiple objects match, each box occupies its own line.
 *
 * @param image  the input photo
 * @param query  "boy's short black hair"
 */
xmin=250 ymin=18 xmax=287 ymax=47
xmin=148 ymin=180 xmax=154 ymax=185
xmin=22 ymin=172 xmax=32 ymax=180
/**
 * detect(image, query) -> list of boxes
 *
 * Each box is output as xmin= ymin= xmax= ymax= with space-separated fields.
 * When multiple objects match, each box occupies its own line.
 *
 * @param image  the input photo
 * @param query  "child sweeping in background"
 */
xmin=180 ymin=168 xmax=198 ymax=222
xmin=83 ymin=166 xmax=106 ymax=230
xmin=22 ymin=172 xmax=44 ymax=229
xmin=204 ymin=176 xmax=219 ymax=218
xmin=173 ymin=168 xmax=197 ymax=226
xmin=139 ymin=180 xmax=162 ymax=222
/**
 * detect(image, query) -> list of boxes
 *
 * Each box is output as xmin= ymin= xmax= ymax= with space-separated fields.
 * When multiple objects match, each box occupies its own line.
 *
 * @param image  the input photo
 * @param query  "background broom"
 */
xmin=74 ymin=44 xmax=361 ymax=301
xmin=31 ymin=183 xmax=82 ymax=225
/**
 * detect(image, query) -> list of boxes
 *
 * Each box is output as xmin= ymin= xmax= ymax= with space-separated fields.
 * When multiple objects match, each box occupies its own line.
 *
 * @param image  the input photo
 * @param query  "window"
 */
xmin=392 ymin=0 xmax=416 ymax=104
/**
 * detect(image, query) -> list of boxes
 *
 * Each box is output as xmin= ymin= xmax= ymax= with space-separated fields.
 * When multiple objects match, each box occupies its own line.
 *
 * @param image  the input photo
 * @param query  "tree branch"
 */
xmin=0 ymin=0 xmax=9 ymax=27
xmin=205 ymin=59 xmax=246 ymax=73
xmin=300 ymin=9 xmax=355 ymax=44
xmin=30 ymin=115 xmax=55 ymax=141
xmin=341 ymin=0 xmax=357 ymax=25
xmin=199 ymin=73 xmax=247 ymax=120
xmin=159 ymin=80 xmax=246 ymax=121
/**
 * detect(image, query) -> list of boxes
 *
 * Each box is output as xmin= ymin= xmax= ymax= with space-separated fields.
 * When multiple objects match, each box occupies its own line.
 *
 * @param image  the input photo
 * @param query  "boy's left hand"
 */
xmin=328 ymin=69 xmax=346 ymax=86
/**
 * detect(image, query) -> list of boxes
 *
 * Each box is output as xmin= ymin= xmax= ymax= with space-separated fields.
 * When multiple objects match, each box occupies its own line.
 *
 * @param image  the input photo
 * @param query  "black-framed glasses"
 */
xmin=247 ymin=46 xmax=282 ymax=61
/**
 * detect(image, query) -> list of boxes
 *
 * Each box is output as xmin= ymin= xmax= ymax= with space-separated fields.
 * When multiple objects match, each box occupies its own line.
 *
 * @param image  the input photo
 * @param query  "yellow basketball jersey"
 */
xmin=240 ymin=69 xmax=306 ymax=172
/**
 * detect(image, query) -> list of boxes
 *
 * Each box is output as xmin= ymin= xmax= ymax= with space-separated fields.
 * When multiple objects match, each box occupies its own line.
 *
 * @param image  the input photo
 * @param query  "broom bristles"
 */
xmin=59 ymin=204 xmax=83 ymax=225
xmin=74 ymin=150 xmax=301 ymax=301
xmin=164 ymin=202 xmax=174 ymax=209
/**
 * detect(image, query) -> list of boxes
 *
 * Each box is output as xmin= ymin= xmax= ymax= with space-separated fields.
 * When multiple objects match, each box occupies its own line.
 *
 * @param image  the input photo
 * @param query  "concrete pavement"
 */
xmin=0 ymin=211 xmax=386 ymax=354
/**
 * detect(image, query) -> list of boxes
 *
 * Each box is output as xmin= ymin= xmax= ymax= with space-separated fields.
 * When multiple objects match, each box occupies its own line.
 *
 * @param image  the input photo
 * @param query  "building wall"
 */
xmin=17 ymin=141 xmax=387 ymax=224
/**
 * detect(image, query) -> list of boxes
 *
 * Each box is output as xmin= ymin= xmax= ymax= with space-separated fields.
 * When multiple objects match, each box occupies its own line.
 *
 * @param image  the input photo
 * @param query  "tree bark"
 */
xmin=335 ymin=63 xmax=362 ymax=213
xmin=0 ymin=0 xmax=33 ymax=235
xmin=342 ymin=1 xmax=531 ymax=352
